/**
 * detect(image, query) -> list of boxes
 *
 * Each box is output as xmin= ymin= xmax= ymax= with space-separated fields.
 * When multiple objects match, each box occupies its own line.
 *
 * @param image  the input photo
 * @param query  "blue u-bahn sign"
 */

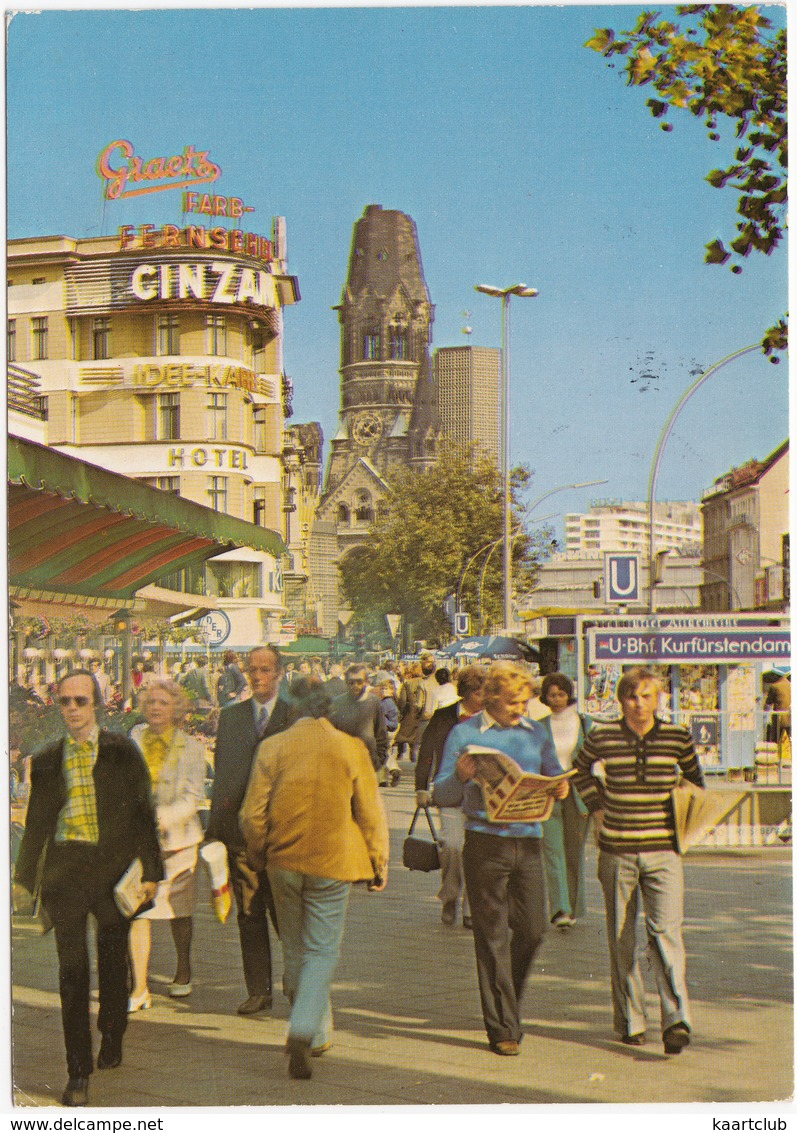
xmin=604 ymin=553 xmax=640 ymax=604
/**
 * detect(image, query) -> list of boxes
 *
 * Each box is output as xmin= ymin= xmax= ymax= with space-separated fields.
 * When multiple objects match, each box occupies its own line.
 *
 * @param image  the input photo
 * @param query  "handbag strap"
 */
xmin=407 ymin=805 xmax=441 ymax=842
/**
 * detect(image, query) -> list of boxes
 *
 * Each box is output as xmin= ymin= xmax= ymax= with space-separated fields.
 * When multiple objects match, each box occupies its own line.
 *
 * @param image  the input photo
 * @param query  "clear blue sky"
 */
xmin=7 ymin=5 xmax=789 ymax=537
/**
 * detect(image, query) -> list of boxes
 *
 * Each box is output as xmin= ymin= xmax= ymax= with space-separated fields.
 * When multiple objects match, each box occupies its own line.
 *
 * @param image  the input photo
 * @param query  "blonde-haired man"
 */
xmin=572 ymin=666 xmax=705 ymax=1054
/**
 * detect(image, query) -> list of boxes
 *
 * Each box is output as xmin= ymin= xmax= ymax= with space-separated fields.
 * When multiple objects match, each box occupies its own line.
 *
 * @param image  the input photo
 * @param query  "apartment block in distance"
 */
xmin=565 ymin=499 xmax=702 ymax=556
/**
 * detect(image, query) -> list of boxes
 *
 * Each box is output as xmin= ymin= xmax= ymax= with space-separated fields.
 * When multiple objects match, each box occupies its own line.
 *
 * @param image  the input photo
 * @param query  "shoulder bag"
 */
xmin=402 ymin=805 xmax=442 ymax=872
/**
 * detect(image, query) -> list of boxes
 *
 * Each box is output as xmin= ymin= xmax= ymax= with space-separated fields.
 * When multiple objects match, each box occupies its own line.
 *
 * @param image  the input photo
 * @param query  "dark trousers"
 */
xmin=228 ymin=846 xmax=278 ymax=997
xmin=42 ymin=844 xmax=130 ymax=1078
xmin=463 ymin=830 xmax=547 ymax=1045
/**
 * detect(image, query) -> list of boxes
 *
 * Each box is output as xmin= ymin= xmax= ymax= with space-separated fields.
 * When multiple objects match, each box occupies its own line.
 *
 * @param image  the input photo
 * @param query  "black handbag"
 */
xmin=402 ymin=806 xmax=442 ymax=872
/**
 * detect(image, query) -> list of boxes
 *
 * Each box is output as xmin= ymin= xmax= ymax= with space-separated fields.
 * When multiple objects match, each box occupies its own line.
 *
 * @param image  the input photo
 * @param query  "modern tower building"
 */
xmin=435 ymin=345 xmax=500 ymax=464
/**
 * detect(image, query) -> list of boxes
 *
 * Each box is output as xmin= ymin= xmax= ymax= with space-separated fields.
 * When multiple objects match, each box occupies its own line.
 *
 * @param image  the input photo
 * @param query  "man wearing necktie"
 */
xmin=15 ymin=670 xmax=162 ymax=1107
xmin=207 ymin=646 xmax=290 ymax=1015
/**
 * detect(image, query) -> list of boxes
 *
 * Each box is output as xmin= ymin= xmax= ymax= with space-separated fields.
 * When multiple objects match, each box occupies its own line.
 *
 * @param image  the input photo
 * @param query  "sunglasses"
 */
xmin=58 ymin=696 xmax=91 ymax=707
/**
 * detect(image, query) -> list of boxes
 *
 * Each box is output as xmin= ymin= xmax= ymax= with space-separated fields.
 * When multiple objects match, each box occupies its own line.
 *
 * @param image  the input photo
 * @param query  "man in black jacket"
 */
xmin=416 ymin=664 xmax=487 ymax=926
xmin=15 ymin=670 xmax=162 ymax=1108
xmin=207 ymin=645 xmax=289 ymax=1016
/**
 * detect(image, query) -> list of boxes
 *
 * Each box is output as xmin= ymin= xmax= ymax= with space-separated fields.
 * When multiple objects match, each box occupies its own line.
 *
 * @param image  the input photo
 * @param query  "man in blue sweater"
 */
xmin=434 ymin=662 xmax=568 ymax=1056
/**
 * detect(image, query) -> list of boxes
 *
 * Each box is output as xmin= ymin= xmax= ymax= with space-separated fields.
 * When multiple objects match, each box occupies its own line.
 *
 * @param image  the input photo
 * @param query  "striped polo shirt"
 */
xmin=572 ymin=717 xmax=705 ymax=854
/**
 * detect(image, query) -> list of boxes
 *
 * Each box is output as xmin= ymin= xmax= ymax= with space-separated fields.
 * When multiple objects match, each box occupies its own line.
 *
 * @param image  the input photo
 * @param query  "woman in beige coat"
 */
xmin=241 ymin=676 xmax=389 ymax=1080
xmin=128 ymin=680 xmax=205 ymax=1009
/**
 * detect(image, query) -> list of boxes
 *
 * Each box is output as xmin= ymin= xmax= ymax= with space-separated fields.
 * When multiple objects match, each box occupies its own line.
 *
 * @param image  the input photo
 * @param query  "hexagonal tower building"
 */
xmin=324 ymin=204 xmax=439 ymax=491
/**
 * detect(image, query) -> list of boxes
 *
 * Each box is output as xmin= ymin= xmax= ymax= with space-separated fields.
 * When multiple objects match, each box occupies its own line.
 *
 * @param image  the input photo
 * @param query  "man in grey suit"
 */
xmin=207 ymin=646 xmax=289 ymax=1015
xmin=330 ymin=664 xmax=388 ymax=772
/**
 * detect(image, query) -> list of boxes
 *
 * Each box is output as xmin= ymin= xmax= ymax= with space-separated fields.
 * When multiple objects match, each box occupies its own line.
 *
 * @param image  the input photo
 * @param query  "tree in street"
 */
xmin=586 ymin=4 xmax=787 ymax=356
xmin=338 ymin=442 xmax=554 ymax=645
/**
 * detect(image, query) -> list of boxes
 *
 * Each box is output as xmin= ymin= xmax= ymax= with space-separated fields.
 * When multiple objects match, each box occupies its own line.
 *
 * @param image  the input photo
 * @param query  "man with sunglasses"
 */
xmin=329 ymin=665 xmax=387 ymax=773
xmin=572 ymin=666 xmax=705 ymax=1055
xmin=15 ymin=670 xmax=162 ymax=1107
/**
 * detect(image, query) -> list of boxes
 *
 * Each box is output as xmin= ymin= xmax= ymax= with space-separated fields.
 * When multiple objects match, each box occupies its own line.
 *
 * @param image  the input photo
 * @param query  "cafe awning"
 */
xmin=8 ymin=436 xmax=286 ymax=600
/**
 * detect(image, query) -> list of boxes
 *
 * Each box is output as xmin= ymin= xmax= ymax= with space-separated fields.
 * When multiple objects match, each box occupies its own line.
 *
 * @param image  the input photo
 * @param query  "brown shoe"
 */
xmin=287 ymin=1037 xmax=312 ymax=1079
xmin=62 ymin=1077 xmax=89 ymax=1106
xmin=663 ymin=1022 xmax=691 ymax=1054
xmin=237 ymin=994 xmax=272 ymax=1015
xmin=97 ymin=1034 xmax=123 ymax=1069
xmin=490 ymin=1040 xmax=520 ymax=1056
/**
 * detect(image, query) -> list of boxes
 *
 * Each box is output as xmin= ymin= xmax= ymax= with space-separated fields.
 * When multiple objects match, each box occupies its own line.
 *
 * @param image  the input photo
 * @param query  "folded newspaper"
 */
xmin=671 ymin=780 xmax=745 ymax=853
xmin=458 ymin=745 xmax=576 ymax=823
xmin=113 ymin=857 xmax=150 ymax=918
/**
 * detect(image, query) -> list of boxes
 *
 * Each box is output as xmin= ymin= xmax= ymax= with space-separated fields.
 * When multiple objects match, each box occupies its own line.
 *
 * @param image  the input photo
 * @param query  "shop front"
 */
xmin=574 ymin=613 xmax=790 ymax=777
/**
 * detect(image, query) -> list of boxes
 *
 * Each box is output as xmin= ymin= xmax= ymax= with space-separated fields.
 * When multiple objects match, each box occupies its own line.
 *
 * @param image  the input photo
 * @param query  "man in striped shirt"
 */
xmin=572 ymin=666 xmax=704 ymax=1055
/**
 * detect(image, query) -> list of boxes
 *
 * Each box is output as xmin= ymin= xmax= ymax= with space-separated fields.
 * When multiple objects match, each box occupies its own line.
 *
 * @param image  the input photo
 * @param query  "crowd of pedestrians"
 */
xmin=13 ymin=644 xmax=706 ymax=1105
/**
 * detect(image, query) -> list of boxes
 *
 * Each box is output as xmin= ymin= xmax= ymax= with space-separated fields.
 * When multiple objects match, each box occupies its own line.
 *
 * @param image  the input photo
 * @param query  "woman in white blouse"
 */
xmin=540 ymin=673 xmax=592 ymax=929
xmin=128 ymin=680 xmax=205 ymax=1009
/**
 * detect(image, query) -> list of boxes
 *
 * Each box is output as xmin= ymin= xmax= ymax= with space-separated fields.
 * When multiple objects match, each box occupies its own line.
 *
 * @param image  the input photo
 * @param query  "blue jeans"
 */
xmin=267 ymin=867 xmax=351 ymax=1048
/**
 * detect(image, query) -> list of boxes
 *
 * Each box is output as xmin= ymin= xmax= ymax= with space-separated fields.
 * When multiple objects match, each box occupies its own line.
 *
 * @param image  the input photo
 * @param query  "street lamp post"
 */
xmin=646 ymin=344 xmax=759 ymax=612
xmin=475 ymin=283 xmax=538 ymax=630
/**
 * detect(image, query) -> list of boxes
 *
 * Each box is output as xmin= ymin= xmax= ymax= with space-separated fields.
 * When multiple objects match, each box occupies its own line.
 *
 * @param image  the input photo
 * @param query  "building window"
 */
xmin=253 ymin=486 xmax=267 ymax=526
xmin=7 ymin=319 xmax=16 ymax=362
xmin=32 ymin=317 xmax=48 ymax=361
xmin=157 ymin=314 xmax=180 ymax=356
xmin=208 ymin=476 xmax=228 ymax=513
xmin=252 ymin=328 xmax=265 ymax=370
xmin=363 ymin=329 xmax=380 ymax=360
xmin=206 ymin=314 xmax=227 ymax=356
xmin=208 ymin=393 xmax=228 ymax=441
xmin=354 ymin=490 xmax=373 ymax=523
xmin=337 ymin=503 xmax=350 ymax=524
xmin=140 ymin=476 xmax=180 ymax=493
xmin=253 ymin=406 xmax=267 ymax=451
xmin=92 ymin=317 xmax=111 ymax=360
xmin=158 ymin=392 xmax=180 ymax=440
xmin=389 ymin=326 xmax=408 ymax=360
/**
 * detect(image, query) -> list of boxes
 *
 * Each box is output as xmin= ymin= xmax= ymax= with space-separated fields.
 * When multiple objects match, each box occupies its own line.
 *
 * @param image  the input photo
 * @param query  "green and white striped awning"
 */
xmin=8 ymin=436 xmax=286 ymax=599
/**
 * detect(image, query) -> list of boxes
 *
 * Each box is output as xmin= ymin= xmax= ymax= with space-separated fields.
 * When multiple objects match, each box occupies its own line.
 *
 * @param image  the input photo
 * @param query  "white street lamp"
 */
xmin=475 ymin=283 xmax=539 ymax=630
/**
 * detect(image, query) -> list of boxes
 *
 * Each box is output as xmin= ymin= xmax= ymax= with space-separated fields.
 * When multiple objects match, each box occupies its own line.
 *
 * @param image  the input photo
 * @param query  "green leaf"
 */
xmin=585 ymin=28 xmax=614 ymax=53
xmin=705 ymin=239 xmax=730 ymax=264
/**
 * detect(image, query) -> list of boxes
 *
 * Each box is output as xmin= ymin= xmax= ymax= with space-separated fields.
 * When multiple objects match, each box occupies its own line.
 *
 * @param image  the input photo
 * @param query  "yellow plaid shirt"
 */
xmin=139 ymin=726 xmax=175 ymax=789
xmin=55 ymin=728 xmax=100 ymax=844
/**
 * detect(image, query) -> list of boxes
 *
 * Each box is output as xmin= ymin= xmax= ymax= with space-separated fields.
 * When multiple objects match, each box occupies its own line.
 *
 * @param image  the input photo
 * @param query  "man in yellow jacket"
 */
xmin=240 ymin=676 xmax=389 ymax=1081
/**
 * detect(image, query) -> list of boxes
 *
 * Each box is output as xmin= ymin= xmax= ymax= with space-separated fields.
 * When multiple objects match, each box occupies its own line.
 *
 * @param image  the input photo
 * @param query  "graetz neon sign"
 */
xmin=97 ymin=139 xmax=222 ymax=201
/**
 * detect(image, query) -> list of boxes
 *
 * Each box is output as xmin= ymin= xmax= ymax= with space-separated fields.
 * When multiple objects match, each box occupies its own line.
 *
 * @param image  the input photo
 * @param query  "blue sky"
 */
xmin=7 ymin=5 xmax=788 ymax=537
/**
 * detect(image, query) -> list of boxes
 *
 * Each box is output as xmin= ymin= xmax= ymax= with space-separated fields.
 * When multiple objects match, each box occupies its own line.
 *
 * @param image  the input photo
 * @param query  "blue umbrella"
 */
xmin=439 ymin=635 xmax=540 ymax=663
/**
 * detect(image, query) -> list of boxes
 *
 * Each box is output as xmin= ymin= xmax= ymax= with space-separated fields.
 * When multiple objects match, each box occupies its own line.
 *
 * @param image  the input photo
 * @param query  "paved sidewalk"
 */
xmin=10 ymin=765 xmax=794 ymax=1108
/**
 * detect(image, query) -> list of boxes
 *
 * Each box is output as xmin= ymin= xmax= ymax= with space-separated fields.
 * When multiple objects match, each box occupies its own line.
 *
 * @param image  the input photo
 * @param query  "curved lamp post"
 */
xmin=647 ymin=344 xmax=760 ymax=613
xmin=475 ymin=283 xmax=538 ymax=629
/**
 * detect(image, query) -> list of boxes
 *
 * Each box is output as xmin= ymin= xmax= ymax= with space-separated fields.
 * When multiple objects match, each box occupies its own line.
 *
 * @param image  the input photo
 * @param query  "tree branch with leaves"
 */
xmin=337 ymin=442 xmax=555 ymax=644
xmin=587 ymin=4 xmax=787 ymax=357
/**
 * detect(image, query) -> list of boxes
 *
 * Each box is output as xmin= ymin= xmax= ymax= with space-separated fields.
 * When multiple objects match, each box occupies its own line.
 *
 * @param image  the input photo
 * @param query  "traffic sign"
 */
xmin=454 ymin=612 xmax=470 ymax=636
xmin=604 ymin=553 xmax=640 ymax=604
